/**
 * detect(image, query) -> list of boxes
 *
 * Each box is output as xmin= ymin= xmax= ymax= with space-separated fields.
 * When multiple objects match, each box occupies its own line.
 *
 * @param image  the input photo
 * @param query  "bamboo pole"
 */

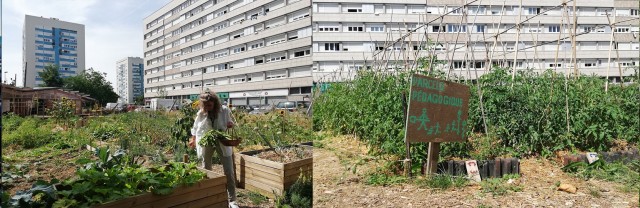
xmin=510 ymin=0 xmax=523 ymax=89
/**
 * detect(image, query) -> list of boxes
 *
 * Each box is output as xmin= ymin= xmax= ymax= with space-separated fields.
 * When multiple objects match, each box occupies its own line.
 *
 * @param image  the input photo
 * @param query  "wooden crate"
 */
xmin=235 ymin=146 xmax=313 ymax=198
xmin=95 ymin=167 xmax=228 ymax=208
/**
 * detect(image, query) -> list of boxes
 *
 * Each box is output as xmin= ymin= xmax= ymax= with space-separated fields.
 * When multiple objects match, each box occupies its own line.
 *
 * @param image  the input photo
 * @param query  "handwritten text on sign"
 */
xmin=404 ymin=74 xmax=470 ymax=143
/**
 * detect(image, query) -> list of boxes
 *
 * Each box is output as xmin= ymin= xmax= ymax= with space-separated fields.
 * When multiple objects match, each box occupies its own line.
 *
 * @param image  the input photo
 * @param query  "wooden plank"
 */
xmin=237 ymin=153 xmax=284 ymax=169
xmin=239 ymin=159 xmax=282 ymax=175
xmin=171 ymin=192 xmax=228 ymax=208
xmin=246 ymin=180 xmax=282 ymax=199
xmin=245 ymin=171 xmax=285 ymax=190
xmin=240 ymin=165 xmax=283 ymax=183
xmin=199 ymin=201 xmax=229 ymax=208
xmin=137 ymin=184 xmax=227 ymax=208
xmin=283 ymin=157 xmax=313 ymax=170
xmin=426 ymin=142 xmax=441 ymax=175
xmin=283 ymin=170 xmax=312 ymax=185
xmin=283 ymin=166 xmax=312 ymax=178
xmin=95 ymin=176 xmax=225 ymax=208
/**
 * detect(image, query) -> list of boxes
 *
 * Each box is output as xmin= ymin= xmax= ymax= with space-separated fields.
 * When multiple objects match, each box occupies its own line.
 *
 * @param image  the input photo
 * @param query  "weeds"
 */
xmin=415 ymin=174 xmax=467 ymax=190
xmin=480 ymin=174 xmax=523 ymax=196
xmin=563 ymin=160 xmax=640 ymax=193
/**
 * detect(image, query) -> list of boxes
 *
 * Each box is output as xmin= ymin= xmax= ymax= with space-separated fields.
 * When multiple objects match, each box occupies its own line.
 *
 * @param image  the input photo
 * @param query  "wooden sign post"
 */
xmin=404 ymin=74 xmax=470 ymax=175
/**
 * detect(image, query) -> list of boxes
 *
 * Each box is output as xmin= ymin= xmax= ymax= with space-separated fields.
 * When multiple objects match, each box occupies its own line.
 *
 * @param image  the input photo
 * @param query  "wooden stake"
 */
xmin=426 ymin=142 xmax=441 ymax=175
xmin=510 ymin=0 xmax=523 ymax=89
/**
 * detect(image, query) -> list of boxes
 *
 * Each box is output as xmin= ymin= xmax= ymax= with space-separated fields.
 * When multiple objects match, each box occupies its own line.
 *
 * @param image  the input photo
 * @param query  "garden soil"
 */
xmin=313 ymin=135 xmax=640 ymax=208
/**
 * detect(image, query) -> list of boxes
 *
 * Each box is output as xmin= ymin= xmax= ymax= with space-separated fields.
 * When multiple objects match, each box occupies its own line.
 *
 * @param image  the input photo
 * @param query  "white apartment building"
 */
xmin=312 ymin=0 xmax=640 ymax=82
xmin=143 ymin=0 xmax=313 ymax=106
xmin=116 ymin=57 xmax=145 ymax=104
xmin=23 ymin=15 xmax=85 ymax=88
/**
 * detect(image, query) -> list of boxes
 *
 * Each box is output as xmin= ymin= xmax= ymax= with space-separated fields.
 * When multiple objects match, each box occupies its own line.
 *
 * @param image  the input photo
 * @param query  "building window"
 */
xmin=347 ymin=9 xmax=362 ymax=13
xmin=548 ymin=25 xmax=560 ymax=33
xmin=370 ymin=26 xmax=384 ymax=32
xmin=433 ymin=26 xmax=445 ymax=32
xmin=447 ymin=25 xmax=467 ymax=33
xmin=476 ymin=25 xmax=486 ymax=33
xmin=584 ymin=62 xmax=597 ymax=67
xmin=347 ymin=26 xmax=364 ymax=32
xmin=528 ymin=7 xmax=541 ymax=15
xmin=324 ymin=43 xmax=340 ymax=51
xmin=615 ymin=27 xmax=630 ymax=33
xmin=631 ymin=9 xmax=639 ymax=16
xmin=319 ymin=26 xmax=339 ymax=32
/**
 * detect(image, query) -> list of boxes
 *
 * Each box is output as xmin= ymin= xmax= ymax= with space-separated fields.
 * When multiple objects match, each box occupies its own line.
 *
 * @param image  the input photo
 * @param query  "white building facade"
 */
xmin=311 ymin=0 xmax=640 ymax=81
xmin=23 ymin=15 xmax=85 ymax=87
xmin=143 ymin=0 xmax=313 ymax=106
xmin=116 ymin=57 xmax=145 ymax=104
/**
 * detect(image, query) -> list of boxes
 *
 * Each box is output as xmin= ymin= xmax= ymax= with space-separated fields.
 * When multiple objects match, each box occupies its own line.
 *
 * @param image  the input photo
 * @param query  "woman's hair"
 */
xmin=199 ymin=91 xmax=222 ymax=122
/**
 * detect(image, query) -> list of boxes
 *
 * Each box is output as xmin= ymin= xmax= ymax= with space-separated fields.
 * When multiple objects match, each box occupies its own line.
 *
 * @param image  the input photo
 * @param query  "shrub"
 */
xmin=2 ymin=118 xmax=58 ymax=148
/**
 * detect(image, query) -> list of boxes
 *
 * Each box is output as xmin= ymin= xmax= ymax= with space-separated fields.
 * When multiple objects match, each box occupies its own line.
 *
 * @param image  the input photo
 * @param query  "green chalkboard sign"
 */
xmin=404 ymin=74 xmax=470 ymax=143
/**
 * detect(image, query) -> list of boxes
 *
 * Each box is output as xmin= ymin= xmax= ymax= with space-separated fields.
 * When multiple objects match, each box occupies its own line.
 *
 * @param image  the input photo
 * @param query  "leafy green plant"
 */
xmin=275 ymin=174 xmax=312 ymax=208
xmin=198 ymin=129 xmax=231 ymax=147
xmin=9 ymin=147 xmax=207 ymax=207
xmin=2 ymin=118 xmax=59 ymax=149
xmin=46 ymin=97 xmax=78 ymax=128
xmin=314 ymin=65 xmax=639 ymax=163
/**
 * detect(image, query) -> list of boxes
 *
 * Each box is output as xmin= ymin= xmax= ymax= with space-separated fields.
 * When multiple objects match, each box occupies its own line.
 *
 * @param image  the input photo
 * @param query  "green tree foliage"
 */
xmin=134 ymin=95 xmax=145 ymax=105
xmin=63 ymin=68 xmax=119 ymax=106
xmin=38 ymin=64 xmax=64 ymax=87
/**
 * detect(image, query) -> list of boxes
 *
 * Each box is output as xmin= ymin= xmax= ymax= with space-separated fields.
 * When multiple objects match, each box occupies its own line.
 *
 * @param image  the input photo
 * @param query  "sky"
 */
xmin=2 ymin=0 xmax=173 ymax=87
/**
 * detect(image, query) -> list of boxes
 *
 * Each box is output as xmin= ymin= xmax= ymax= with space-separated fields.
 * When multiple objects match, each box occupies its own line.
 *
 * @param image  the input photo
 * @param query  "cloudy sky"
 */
xmin=2 ymin=0 xmax=172 ymax=87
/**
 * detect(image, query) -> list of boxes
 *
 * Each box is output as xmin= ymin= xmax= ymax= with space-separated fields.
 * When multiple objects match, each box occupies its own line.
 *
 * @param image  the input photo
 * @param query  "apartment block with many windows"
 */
xmin=143 ymin=0 xmax=313 ymax=106
xmin=23 ymin=15 xmax=85 ymax=87
xmin=312 ymin=0 xmax=639 ymax=81
xmin=116 ymin=57 xmax=145 ymax=104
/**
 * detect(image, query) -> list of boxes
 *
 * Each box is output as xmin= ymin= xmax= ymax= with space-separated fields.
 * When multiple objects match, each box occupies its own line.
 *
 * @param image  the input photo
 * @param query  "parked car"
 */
xmin=275 ymin=101 xmax=310 ymax=112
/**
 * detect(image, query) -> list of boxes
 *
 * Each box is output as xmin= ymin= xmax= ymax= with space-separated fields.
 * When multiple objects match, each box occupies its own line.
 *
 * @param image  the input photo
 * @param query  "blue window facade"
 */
xmin=34 ymin=27 xmax=79 ymax=85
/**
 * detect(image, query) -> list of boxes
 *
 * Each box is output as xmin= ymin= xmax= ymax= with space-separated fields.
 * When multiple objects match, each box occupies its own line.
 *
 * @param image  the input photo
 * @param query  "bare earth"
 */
xmin=313 ymin=135 xmax=640 ymax=208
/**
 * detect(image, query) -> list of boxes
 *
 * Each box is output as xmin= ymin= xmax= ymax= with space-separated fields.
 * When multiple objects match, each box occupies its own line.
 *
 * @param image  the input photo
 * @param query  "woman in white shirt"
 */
xmin=189 ymin=91 xmax=239 ymax=208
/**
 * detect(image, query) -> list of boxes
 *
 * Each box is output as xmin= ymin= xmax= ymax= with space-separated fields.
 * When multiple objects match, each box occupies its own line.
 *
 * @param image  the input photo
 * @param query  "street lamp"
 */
xmin=4 ymin=71 xmax=8 ymax=84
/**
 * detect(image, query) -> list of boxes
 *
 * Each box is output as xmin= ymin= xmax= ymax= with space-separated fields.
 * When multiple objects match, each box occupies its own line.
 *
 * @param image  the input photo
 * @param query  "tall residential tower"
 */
xmin=143 ymin=0 xmax=313 ymax=105
xmin=311 ymin=0 xmax=639 ymax=81
xmin=23 ymin=15 xmax=85 ymax=87
xmin=116 ymin=57 xmax=145 ymax=104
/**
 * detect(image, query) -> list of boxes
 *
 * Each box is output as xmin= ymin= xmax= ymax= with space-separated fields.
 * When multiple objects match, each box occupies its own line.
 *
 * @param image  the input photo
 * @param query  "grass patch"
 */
xmin=563 ymin=160 xmax=640 ymax=193
xmin=275 ymin=174 xmax=312 ymax=208
xmin=239 ymin=191 xmax=268 ymax=205
xmin=480 ymin=174 xmax=523 ymax=196
xmin=365 ymin=173 xmax=408 ymax=186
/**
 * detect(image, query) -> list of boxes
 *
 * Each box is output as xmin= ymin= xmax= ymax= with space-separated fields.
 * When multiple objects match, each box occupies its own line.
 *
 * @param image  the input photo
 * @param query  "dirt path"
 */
xmin=313 ymin=135 xmax=640 ymax=208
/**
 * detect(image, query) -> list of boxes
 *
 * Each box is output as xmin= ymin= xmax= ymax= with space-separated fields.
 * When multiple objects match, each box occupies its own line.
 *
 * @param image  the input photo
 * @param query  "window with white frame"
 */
xmin=528 ymin=7 xmax=541 ymax=15
xmin=476 ymin=25 xmax=486 ymax=33
xmin=447 ymin=25 xmax=467 ymax=33
xmin=584 ymin=61 xmax=598 ymax=67
xmin=324 ymin=43 xmax=340 ymax=51
xmin=369 ymin=25 xmax=384 ymax=32
xmin=249 ymin=41 xmax=264 ymax=50
xmin=548 ymin=25 xmax=560 ymax=33
xmin=615 ymin=27 xmax=630 ymax=33
xmin=233 ymin=46 xmax=246 ymax=54
xmin=293 ymin=49 xmax=311 ymax=57
xmin=347 ymin=26 xmax=364 ymax=32
xmin=318 ymin=23 xmax=339 ymax=32
xmin=266 ymin=70 xmax=287 ymax=80
xmin=631 ymin=9 xmax=639 ymax=16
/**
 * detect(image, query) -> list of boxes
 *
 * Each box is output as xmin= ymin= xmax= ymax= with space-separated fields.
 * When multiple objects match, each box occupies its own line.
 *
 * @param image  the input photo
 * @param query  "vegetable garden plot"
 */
xmin=235 ymin=145 xmax=313 ymax=198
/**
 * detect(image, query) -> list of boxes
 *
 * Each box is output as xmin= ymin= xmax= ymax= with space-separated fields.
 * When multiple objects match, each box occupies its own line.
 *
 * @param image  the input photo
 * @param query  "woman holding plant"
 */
xmin=188 ymin=91 xmax=239 ymax=208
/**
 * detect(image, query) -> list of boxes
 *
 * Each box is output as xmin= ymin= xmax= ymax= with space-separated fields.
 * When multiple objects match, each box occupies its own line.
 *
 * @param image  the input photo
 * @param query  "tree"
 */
xmin=63 ymin=68 xmax=119 ymax=106
xmin=134 ymin=95 xmax=145 ymax=105
xmin=38 ymin=64 xmax=64 ymax=87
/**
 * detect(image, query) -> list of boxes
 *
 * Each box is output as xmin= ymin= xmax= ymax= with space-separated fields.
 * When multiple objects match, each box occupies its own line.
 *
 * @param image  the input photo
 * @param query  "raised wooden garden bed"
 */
xmin=235 ymin=145 xmax=313 ymax=198
xmin=95 ymin=167 xmax=228 ymax=208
